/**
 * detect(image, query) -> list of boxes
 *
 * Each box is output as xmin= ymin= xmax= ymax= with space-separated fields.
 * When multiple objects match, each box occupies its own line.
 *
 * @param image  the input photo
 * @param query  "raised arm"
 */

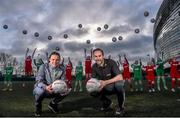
xmin=118 ymin=54 xmax=122 ymax=65
xmin=68 ymin=57 xmax=73 ymax=69
xmin=84 ymin=48 xmax=87 ymax=59
xmin=140 ymin=58 xmax=142 ymax=66
xmin=25 ymin=48 xmax=29 ymax=58
xmin=124 ymin=54 xmax=129 ymax=65
xmin=32 ymin=48 xmax=37 ymax=59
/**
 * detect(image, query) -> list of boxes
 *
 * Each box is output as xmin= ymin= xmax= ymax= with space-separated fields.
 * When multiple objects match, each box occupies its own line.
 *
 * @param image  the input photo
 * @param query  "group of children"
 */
xmin=64 ymin=52 xmax=180 ymax=93
xmin=118 ymin=55 xmax=180 ymax=93
xmin=64 ymin=49 xmax=92 ymax=92
xmin=1 ymin=48 xmax=180 ymax=93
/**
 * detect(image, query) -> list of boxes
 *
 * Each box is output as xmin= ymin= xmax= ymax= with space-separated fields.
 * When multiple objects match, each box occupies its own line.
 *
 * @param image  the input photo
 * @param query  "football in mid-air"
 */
xmin=34 ymin=32 xmax=39 ymax=37
xmin=104 ymin=24 xmax=109 ymax=30
xmin=118 ymin=36 xmax=123 ymax=40
xmin=144 ymin=11 xmax=149 ymax=17
xmin=48 ymin=35 xmax=52 ymax=40
xmin=86 ymin=78 xmax=101 ymax=93
xmin=3 ymin=24 xmax=8 ymax=29
xmin=52 ymin=80 xmax=68 ymax=94
xmin=112 ymin=37 xmax=117 ymax=42
xmin=78 ymin=24 xmax=83 ymax=28
xmin=97 ymin=27 xmax=101 ymax=31
xmin=22 ymin=30 xmax=27 ymax=35
xmin=86 ymin=39 xmax=91 ymax=44
xmin=63 ymin=34 xmax=68 ymax=39
xmin=134 ymin=28 xmax=140 ymax=33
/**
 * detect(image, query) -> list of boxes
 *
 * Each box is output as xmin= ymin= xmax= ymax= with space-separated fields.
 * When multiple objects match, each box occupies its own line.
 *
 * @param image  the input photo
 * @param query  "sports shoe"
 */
xmin=79 ymin=89 xmax=83 ymax=92
xmin=34 ymin=105 xmax=42 ymax=116
xmin=100 ymin=101 xmax=113 ymax=111
xmin=149 ymin=89 xmax=152 ymax=93
xmin=177 ymin=99 xmax=180 ymax=102
xmin=115 ymin=107 xmax=125 ymax=116
xmin=171 ymin=88 xmax=175 ymax=92
xmin=22 ymin=83 xmax=26 ymax=87
xmin=164 ymin=86 xmax=168 ymax=90
xmin=152 ymin=88 xmax=155 ymax=92
xmin=9 ymin=88 xmax=13 ymax=91
xmin=2 ymin=88 xmax=8 ymax=91
xmin=48 ymin=102 xmax=59 ymax=113
xmin=157 ymin=87 xmax=161 ymax=91
xmin=34 ymin=111 xmax=41 ymax=117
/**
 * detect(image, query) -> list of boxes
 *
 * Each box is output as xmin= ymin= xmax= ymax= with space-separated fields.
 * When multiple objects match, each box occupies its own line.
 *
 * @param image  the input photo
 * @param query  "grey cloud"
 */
xmin=0 ymin=0 xmax=163 ymax=65
xmin=60 ymin=27 xmax=89 ymax=38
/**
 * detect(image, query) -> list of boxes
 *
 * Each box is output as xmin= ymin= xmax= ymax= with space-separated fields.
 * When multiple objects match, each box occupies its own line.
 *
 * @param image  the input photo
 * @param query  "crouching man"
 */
xmin=90 ymin=48 xmax=125 ymax=116
xmin=33 ymin=51 xmax=70 ymax=116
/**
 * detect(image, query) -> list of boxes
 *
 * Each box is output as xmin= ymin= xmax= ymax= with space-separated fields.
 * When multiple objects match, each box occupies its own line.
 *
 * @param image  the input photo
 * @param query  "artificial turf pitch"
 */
xmin=0 ymin=80 xmax=180 ymax=117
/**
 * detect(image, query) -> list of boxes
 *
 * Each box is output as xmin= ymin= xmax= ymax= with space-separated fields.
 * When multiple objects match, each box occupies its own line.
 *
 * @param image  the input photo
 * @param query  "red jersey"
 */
xmin=169 ymin=60 xmax=179 ymax=78
xmin=85 ymin=59 xmax=92 ymax=74
xmin=123 ymin=63 xmax=131 ymax=79
xmin=65 ymin=64 xmax=72 ymax=81
xmin=143 ymin=65 xmax=155 ymax=80
xmin=25 ymin=57 xmax=32 ymax=73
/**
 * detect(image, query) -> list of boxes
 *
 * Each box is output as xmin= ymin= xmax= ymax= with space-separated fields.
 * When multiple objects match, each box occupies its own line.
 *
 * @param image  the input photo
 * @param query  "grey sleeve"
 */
xmin=35 ymin=64 xmax=46 ymax=89
xmin=36 ymin=64 xmax=45 ymax=82
xmin=60 ymin=70 xmax=65 ymax=80
xmin=59 ymin=66 xmax=65 ymax=81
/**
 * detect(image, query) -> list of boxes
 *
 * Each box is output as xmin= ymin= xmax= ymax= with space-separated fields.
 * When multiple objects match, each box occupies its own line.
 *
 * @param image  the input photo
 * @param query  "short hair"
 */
xmin=93 ymin=48 xmax=104 ymax=56
xmin=49 ymin=51 xmax=60 ymax=59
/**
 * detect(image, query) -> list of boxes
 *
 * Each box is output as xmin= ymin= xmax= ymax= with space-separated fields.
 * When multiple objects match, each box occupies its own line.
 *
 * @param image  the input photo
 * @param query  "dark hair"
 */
xmin=49 ymin=51 xmax=60 ymax=59
xmin=93 ymin=48 xmax=104 ymax=56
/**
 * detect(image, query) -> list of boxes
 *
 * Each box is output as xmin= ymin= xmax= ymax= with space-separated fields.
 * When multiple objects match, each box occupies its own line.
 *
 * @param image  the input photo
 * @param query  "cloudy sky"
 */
xmin=0 ymin=0 xmax=163 ymax=65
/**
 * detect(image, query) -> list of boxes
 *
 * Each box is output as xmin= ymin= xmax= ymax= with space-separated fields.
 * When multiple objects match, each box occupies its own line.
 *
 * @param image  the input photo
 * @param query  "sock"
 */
xmin=162 ymin=77 xmax=167 ymax=88
xmin=139 ymin=80 xmax=143 ymax=90
xmin=157 ymin=78 xmax=160 ymax=89
xmin=178 ymin=79 xmax=180 ymax=88
xmin=74 ymin=81 xmax=78 ymax=91
xmin=79 ymin=80 xmax=83 ymax=91
xmin=172 ymin=78 xmax=175 ymax=89
xmin=152 ymin=80 xmax=155 ymax=89
xmin=134 ymin=81 xmax=138 ymax=90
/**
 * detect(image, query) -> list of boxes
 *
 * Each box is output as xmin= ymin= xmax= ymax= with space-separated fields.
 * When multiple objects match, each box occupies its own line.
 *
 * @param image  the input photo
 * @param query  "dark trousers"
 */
xmin=90 ymin=80 xmax=125 ymax=109
xmin=33 ymin=86 xmax=66 ymax=108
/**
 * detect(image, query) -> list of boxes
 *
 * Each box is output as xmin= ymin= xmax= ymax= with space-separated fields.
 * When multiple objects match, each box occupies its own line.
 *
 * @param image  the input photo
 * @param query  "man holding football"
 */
xmin=90 ymin=48 xmax=125 ymax=116
xmin=33 ymin=51 xmax=69 ymax=116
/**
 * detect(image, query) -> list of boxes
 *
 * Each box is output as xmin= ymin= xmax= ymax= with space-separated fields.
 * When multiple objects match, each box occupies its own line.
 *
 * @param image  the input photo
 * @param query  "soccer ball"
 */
xmin=118 ymin=36 xmax=123 ymax=41
xmin=63 ymin=34 xmax=68 ymax=39
xmin=52 ymin=80 xmax=68 ymax=94
xmin=34 ymin=32 xmax=39 ymax=37
xmin=78 ymin=24 xmax=82 ymax=28
xmin=48 ymin=35 xmax=52 ymax=40
xmin=86 ymin=39 xmax=91 ymax=44
xmin=134 ymin=28 xmax=140 ymax=33
xmin=144 ymin=11 xmax=149 ymax=17
xmin=3 ymin=24 xmax=8 ymax=29
xmin=22 ymin=30 xmax=27 ymax=35
xmin=97 ymin=27 xmax=101 ymax=31
xmin=112 ymin=37 xmax=117 ymax=42
xmin=104 ymin=24 xmax=109 ymax=30
xmin=86 ymin=78 xmax=101 ymax=93
xmin=150 ymin=18 xmax=156 ymax=23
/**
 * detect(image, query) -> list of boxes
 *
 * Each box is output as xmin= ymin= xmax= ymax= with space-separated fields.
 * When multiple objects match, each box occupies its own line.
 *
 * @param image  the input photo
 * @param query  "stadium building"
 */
xmin=153 ymin=0 xmax=180 ymax=62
